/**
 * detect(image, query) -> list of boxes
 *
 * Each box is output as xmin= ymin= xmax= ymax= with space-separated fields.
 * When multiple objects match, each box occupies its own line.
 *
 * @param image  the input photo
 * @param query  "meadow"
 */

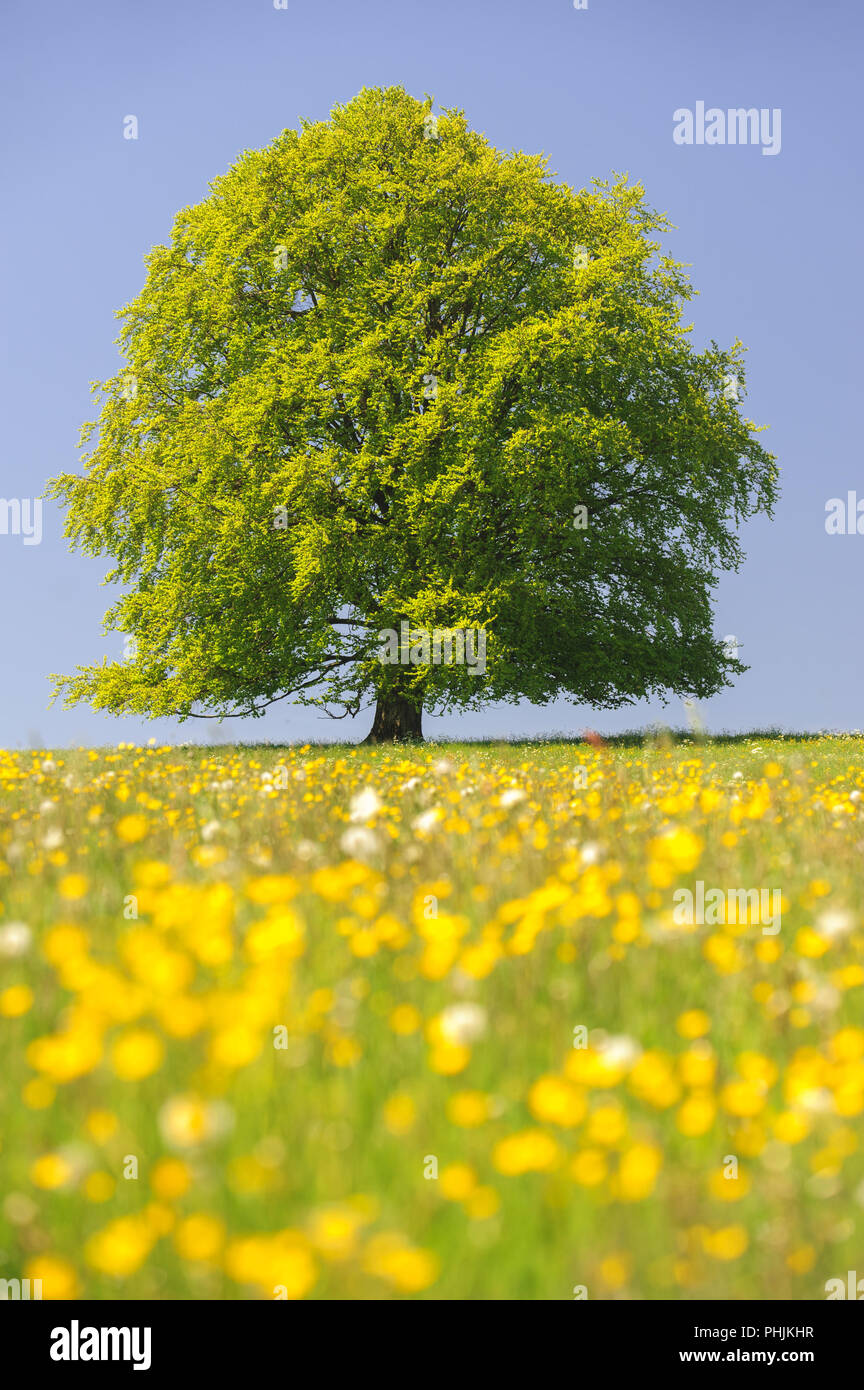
xmin=1 ymin=731 xmax=863 ymax=1301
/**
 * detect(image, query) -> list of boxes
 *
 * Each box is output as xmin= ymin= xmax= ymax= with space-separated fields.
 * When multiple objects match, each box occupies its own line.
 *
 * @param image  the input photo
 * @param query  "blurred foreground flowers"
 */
xmin=2 ymin=735 xmax=864 ymax=1299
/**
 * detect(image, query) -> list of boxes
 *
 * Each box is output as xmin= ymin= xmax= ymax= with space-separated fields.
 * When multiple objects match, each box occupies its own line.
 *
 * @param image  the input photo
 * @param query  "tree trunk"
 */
xmin=364 ymin=691 xmax=424 ymax=743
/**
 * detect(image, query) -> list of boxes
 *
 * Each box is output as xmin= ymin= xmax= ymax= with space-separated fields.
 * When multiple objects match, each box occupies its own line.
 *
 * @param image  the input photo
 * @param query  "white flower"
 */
xmin=41 ymin=827 xmax=65 ymax=851
xmin=340 ymin=826 xmax=381 ymax=861
xmin=596 ymin=1034 xmax=642 ymax=1070
xmin=349 ymin=787 xmax=383 ymax=822
xmin=432 ymin=759 xmax=455 ymax=776
xmin=439 ymin=1003 xmax=487 ymax=1046
xmin=40 ymin=758 xmax=56 ymax=773
xmin=56 ymin=1143 xmax=93 ymax=1184
xmin=816 ymin=909 xmax=854 ymax=940
xmin=808 ymin=982 xmax=841 ymax=1013
xmin=412 ymin=808 xmax=443 ymax=835
xmin=200 ymin=820 xmax=221 ymax=843
xmin=0 ymin=922 xmax=32 ymax=957
xmin=158 ymin=1096 xmax=234 ymax=1149
xmin=3 ymin=1193 xmax=38 ymax=1226
xmin=399 ymin=777 xmax=421 ymax=792
xmin=579 ymin=841 xmax=603 ymax=865
xmin=796 ymin=1088 xmax=833 ymax=1115
xmin=38 ymin=799 xmax=57 ymax=815
xmin=499 ymin=788 xmax=526 ymax=809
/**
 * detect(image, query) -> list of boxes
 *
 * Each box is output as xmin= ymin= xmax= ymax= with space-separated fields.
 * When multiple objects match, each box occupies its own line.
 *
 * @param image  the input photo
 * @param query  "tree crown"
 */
xmin=49 ymin=85 xmax=777 ymax=729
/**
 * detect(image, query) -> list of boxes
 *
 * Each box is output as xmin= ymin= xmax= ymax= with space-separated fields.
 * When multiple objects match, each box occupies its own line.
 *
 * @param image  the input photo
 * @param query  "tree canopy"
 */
xmin=49 ymin=85 xmax=777 ymax=740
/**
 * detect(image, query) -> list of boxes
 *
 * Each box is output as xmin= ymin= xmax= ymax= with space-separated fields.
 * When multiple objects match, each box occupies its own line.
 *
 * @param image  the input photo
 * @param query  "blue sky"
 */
xmin=2 ymin=0 xmax=860 ymax=747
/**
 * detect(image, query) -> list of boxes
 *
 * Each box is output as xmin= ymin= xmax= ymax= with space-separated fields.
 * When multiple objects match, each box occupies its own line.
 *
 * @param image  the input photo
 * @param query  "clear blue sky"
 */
xmin=2 ymin=0 xmax=860 ymax=747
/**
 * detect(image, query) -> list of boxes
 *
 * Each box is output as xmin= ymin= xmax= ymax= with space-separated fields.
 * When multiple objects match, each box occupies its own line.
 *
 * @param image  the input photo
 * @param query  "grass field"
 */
xmin=2 ymin=732 xmax=863 ymax=1300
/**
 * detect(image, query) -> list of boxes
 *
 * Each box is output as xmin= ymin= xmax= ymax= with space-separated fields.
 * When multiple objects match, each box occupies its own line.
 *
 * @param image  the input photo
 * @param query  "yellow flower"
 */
xmin=772 ymin=1111 xmax=810 ymax=1144
xmin=174 ymin=1213 xmax=225 ymax=1262
xmin=678 ymin=1044 xmax=717 ymax=1088
xmin=362 ymin=1233 xmax=439 ymax=1292
xmin=570 ymin=1149 xmax=608 ymax=1186
xmin=732 ymin=1119 xmax=767 ymax=1156
xmin=150 ymin=1158 xmax=192 ymax=1201
xmin=428 ymin=1042 xmax=470 ymax=1075
xmin=191 ymin=844 xmax=227 ymax=868
xmin=720 ymin=1080 xmax=767 ymax=1117
xmin=493 ymin=1129 xmax=562 ymax=1176
xmin=439 ymin=1163 xmax=477 ymax=1201
xmin=144 ymin=1202 xmax=175 ymax=1237
xmin=795 ymin=927 xmax=830 ymax=958
xmin=677 ymin=1092 xmax=716 ymax=1136
xmin=736 ymin=1052 xmax=778 ymax=1088
xmin=133 ymin=860 xmax=173 ymax=888
xmin=328 ymin=1036 xmax=362 ymax=1067
xmin=158 ymin=1095 xmax=230 ymax=1149
xmin=676 ymin=1009 xmax=710 ymax=1039
xmin=528 ymin=1075 xmax=587 ymax=1127
xmin=383 ymin=1092 xmax=416 ymax=1135
xmin=224 ymin=1231 xmax=316 ymax=1297
xmin=464 ymin=1186 xmax=500 ymax=1220
xmin=459 ymin=941 xmax=501 ymax=978
xmin=599 ymin=1253 xmax=631 ymax=1289
xmin=85 ymin=1172 xmax=116 ymax=1203
xmin=708 ymin=1168 xmax=751 ymax=1201
xmin=86 ymin=1109 xmax=118 ymax=1143
xmin=0 ymin=984 xmax=34 ymax=1017
xmin=24 ymin=1255 xmax=79 ymax=1299
xmin=308 ymin=1206 xmax=365 ymax=1261
xmin=246 ymin=874 xmax=300 ymax=905
xmin=703 ymin=1225 xmax=748 ymax=1261
xmin=244 ymin=910 xmax=305 ymax=962
xmin=650 ymin=826 xmax=703 ymax=872
xmin=389 ymin=1004 xmax=422 ymax=1035
xmin=565 ymin=1046 xmax=632 ymax=1088
xmin=116 ymin=814 xmax=150 ymax=844
xmin=209 ymin=1025 xmax=263 ymax=1070
xmin=628 ymin=1052 xmax=681 ymax=1108
xmin=614 ymin=1143 xmax=662 ymax=1201
xmin=831 ymin=1028 xmax=864 ymax=1062
xmin=755 ymin=937 xmax=782 ymax=963
xmin=703 ymin=934 xmax=744 ymax=975
xmin=30 ymin=1154 xmax=72 ymax=1190
xmin=787 ymin=1245 xmax=816 ymax=1275
xmin=85 ymin=1214 xmax=155 ymax=1276
xmin=41 ymin=923 xmax=88 ymax=964
xmin=447 ymin=1090 xmax=492 ymax=1127
xmin=586 ymin=1103 xmax=627 ymax=1146
xmin=111 ymin=1029 xmax=164 ymax=1081
xmin=58 ymin=873 xmax=89 ymax=901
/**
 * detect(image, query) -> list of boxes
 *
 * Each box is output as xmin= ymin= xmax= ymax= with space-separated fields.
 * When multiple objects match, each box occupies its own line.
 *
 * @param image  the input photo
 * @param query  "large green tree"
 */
xmin=49 ymin=86 xmax=777 ymax=741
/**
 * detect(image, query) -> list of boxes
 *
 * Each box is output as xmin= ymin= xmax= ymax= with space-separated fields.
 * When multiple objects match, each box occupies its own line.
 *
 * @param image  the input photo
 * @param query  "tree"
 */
xmin=49 ymin=85 xmax=777 ymax=742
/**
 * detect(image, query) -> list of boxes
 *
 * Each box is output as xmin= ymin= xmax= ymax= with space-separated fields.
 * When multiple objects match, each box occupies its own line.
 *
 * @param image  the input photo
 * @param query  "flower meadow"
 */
xmin=2 ymin=734 xmax=864 ymax=1302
